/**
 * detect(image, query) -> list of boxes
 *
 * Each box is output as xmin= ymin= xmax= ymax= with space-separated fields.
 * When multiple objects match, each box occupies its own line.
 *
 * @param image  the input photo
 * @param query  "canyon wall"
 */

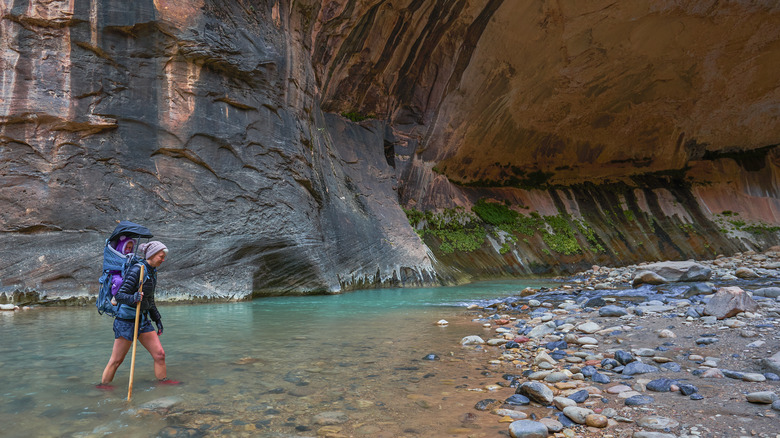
xmin=1 ymin=0 xmax=778 ymax=302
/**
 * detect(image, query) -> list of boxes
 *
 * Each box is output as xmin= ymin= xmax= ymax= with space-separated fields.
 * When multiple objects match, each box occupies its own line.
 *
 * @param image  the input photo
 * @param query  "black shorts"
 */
xmin=113 ymin=317 xmax=155 ymax=341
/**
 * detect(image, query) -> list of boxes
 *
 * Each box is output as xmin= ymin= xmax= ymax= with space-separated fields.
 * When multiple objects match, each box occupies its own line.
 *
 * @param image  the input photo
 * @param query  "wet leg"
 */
xmin=101 ymin=338 xmax=132 ymax=384
xmin=139 ymin=331 xmax=166 ymax=380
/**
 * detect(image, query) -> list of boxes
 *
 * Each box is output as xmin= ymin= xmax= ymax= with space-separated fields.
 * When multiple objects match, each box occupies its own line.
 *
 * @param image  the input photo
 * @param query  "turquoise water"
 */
xmin=0 ymin=280 xmax=553 ymax=437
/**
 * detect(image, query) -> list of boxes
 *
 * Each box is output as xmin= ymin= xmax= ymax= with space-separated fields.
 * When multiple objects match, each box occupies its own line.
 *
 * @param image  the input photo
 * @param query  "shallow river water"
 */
xmin=1 ymin=280 xmax=554 ymax=437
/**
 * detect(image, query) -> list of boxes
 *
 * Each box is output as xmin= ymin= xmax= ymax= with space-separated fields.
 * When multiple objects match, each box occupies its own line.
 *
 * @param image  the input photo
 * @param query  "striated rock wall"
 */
xmin=0 ymin=0 xmax=433 ymax=301
xmin=0 ymin=0 xmax=778 ymax=302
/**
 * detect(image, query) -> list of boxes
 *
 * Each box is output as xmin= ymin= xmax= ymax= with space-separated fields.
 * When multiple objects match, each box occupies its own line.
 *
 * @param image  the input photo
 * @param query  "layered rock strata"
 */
xmin=0 ymin=1 xmax=778 ymax=301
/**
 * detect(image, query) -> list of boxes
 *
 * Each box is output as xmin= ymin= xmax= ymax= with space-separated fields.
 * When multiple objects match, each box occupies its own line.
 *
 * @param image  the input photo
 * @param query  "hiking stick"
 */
xmin=127 ymin=264 xmax=145 ymax=401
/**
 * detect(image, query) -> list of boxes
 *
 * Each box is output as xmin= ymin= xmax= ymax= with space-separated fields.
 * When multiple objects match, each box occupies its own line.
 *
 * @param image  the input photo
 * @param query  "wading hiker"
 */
xmin=99 ymin=240 xmax=179 ymax=387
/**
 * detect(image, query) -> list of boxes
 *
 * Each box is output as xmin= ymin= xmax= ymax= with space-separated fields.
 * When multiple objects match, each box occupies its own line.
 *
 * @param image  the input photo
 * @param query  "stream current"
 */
xmin=1 ymin=280 xmax=555 ymax=437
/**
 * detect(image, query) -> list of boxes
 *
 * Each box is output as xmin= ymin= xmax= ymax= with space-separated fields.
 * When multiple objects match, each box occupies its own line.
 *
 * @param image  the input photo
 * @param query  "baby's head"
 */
xmin=117 ymin=236 xmax=135 ymax=255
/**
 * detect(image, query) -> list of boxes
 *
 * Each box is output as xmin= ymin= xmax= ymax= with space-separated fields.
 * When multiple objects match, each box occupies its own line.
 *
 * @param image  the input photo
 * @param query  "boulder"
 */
xmin=753 ymin=287 xmax=780 ymax=298
xmin=639 ymin=261 xmax=712 ymax=282
xmin=703 ymin=287 xmax=759 ymax=319
xmin=763 ymin=351 xmax=780 ymax=374
xmin=735 ymin=267 xmax=759 ymax=278
xmin=632 ymin=271 xmax=668 ymax=287
xmin=683 ymin=283 xmax=715 ymax=297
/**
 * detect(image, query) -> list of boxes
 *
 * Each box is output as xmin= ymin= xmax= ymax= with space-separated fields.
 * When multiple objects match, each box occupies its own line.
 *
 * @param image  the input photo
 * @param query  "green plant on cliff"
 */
xmin=577 ymin=220 xmax=605 ymax=253
xmin=472 ymin=199 xmax=518 ymax=225
xmin=403 ymin=208 xmax=427 ymax=229
xmin=341 ymin=111 xmax=374 ymax=122
xmin=540 ymin=215 xmax=582 ymax=255
xmin=743 ymin=223 xmax=780 ymax=234
xmin=403 ymin=207 xmax=485 ymax=254
xmin=728 ymin=219 xmax=746 ymax=230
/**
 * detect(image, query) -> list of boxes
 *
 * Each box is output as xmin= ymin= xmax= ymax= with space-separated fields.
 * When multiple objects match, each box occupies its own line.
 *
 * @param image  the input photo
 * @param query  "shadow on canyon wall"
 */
xmin=0 ymin=1 xmax=778 ymax=303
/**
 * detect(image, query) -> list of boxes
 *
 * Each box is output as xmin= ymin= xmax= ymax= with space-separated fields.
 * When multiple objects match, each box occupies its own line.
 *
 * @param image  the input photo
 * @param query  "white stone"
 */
xmin=577 ymin=322 xmax=601 ymax=334
xmin=461 ymin=336 xmax=485 ymax=345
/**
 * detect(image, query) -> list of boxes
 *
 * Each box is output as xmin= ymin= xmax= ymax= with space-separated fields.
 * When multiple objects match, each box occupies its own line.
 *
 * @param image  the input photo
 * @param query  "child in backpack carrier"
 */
xmin=109 ymin=237 xmax=136 ymax=306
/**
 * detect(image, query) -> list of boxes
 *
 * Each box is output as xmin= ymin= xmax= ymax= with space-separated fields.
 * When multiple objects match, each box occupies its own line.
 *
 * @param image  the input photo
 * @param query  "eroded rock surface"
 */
xmin=1 ymin=1 xmax=778 ymax=300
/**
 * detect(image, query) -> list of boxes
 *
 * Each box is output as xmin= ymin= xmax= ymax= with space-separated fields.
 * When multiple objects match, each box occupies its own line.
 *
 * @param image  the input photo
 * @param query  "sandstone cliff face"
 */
xmin=1 ymin=1 xmax=778 ymax=302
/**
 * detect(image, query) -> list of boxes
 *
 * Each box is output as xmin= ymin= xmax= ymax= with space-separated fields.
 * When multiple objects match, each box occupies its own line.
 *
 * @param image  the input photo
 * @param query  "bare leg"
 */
xmin=101 ymin=338 xmax=132 ymax=384
xmin=139 ymin=331 xmax=166 ymax=380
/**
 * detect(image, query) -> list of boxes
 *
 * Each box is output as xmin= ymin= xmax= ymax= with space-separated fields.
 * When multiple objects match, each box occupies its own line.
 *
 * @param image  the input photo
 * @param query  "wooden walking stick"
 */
xmin=127 ymin=264 xmax=145 ymax=401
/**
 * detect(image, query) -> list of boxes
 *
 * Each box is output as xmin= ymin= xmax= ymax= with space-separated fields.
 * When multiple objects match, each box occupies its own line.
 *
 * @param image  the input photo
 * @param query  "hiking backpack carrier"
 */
xmin=97 ymin=221 xmax=153 ymax=317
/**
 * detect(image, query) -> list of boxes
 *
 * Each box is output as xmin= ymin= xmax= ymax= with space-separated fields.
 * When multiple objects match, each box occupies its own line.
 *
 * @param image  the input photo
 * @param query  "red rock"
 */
xmin=703 ymin=287 xmax=759 ymax=319
xmin=495 ymin=319 xmax=510 ymax=325
xmin=515 ymin=336 xmax=531 ymax=343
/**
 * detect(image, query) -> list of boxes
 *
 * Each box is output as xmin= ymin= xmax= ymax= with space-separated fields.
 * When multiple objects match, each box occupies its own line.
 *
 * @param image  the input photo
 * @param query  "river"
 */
xmin=0 ymin=280 xmax=555 ymax=437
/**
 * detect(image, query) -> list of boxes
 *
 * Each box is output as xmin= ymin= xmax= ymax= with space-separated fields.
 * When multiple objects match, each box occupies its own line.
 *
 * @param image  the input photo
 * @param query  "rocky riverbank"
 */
xmin=458 ymin=249 xmax=780 ymax=437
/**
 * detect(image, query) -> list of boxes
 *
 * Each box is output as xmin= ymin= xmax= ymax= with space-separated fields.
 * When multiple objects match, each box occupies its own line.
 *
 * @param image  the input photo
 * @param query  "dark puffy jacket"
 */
xmin=115 ymin=261 xmax=161 ymax=322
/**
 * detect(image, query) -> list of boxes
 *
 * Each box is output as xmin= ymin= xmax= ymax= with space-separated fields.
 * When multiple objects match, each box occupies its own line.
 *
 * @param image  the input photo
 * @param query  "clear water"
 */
xmin=0 ymin=280 xmax=554 ymax=437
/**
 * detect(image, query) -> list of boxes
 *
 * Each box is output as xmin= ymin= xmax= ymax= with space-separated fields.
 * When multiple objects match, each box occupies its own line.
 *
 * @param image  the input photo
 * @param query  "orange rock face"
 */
xmin=0 ymin=1 xmax=778 ymax=298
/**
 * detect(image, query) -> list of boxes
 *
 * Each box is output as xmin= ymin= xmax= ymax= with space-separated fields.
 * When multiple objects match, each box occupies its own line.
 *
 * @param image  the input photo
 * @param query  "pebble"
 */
xmin=534 ymin=351 xmax=556 ymax=366
xmin=745 ymin=391 xmax=778 ymax=404
xmin=585 ymin=413 xmax=608 ymax=428
xmin=554 ymin=396 xmax=577 ymax=410
xmin=660 ymin=362 xmax=682 ymax=372
xmin=577 ymin=322 xmax=601 ymax=333
xmin=634 ymin=348 xmax=656 ymax=357
xmin=539 ymin=417 xmax=563 ymax=432
xmin=658 ymin=329 xmax=677 ymax=338
xmin=622 ymin=361 xmax=659 ymax=375
xmin=599 ymin=305 xmax=628 ymax=317
xmin=637 ymin=415 xmax=680 ymax=430
xmin=576 ymin=336 xmax=598 ymax=345
xmin=701 ymin=368 xmax=724 ymax=378
xmin=461 ymin=336 xmax=485 ymax=345
xmin=646 ymin=378 xmax=675 ymax=392
xmin=508 ymin=420 xmax=548 ymax=438
xmin=592 ymin=373 xmax=611 ymax=384
xmin=312 ymin=411 xmax=348 ymax=425
xmin=562 ymin=406 xmax=593 ymax=424
xmin=567 ymin=389 xmax=590 ymax=403
xmin=624 ymin=395 xmax=655 ymax=406
xmin=495 ymin=409 xmax=528 ymax=420
xmin=772 ymin=400 xmax=780 ymax=412
xmin=615 ymin=350 xmax=635 ymax=365
xmin=678 ymin=384 xmax=698 ymax=395
xmin=607 ymin=384 xmax=632 ymax=394
xmin=633 ymin=432 xmax=678 ymax=438
xmin=544 ymin=372 xmax=568 ymax=383
xmin=505 ymin=394 xmax=531 ymax=406
xmin=741 ymin=373 xmax=766 ymax=382
xmin=517 ymin=382 xmax=553 ymax=405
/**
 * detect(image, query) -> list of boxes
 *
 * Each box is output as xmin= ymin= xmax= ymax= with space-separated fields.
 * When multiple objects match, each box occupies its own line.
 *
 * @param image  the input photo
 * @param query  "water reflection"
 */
xmin=0 ymin=280 xmax=553 ymax=437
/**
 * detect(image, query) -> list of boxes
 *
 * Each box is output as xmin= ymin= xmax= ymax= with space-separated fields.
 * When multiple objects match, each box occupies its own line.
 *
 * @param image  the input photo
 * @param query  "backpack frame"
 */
xmin=97 ymin=221 xmax=153 ymax=317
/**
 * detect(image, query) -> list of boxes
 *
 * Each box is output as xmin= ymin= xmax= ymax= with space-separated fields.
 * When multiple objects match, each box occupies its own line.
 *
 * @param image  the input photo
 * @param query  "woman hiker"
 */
xmin=99 ymin=241 xmax=179 ymax=387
